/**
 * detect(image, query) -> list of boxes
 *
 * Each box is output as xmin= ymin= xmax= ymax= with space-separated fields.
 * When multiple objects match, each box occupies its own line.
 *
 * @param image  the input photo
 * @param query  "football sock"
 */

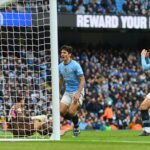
xmin=141 ymin=110 xmax=150 ymax=133
xmin=141 ymin=110 xmax=149 ymax=121
xmin=64 ymin=112 xmax=72 ymax=120
xmin=72 ymin=114 xmax=79 ymax=128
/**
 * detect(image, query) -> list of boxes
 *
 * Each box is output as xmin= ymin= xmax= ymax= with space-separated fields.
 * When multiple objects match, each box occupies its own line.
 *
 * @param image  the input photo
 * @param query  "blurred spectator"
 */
xmin=0 ymin=44 xmax=148 ymax=131
xmin=58 ymin=0 xmax=150 ymax=15
xmin=0 ymin=0 xmax=49 ymax=13
xmin=0 ymin=0 xmax=149 ymax=15
xmin=0 ymin=1 xmax=149 ymax=131
xmin=100 ymin=101 xmax=114 ymax=124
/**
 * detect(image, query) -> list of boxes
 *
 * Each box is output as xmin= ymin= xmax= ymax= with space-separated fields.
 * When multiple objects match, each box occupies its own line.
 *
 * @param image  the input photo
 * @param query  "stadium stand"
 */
xmin=74 ymin=46 xmax=148 ymax=131
xmin=58 ymin=0 xmax=150 ymax=15
xmin=1 ymin=41 xmax=148 ymax=131
xmin=0 ymin=0 xmax=49 ymax=13
xmin=0 ymin=0 xmax=149 ymax=132
xmin=0 ymin=0 xmax=149 ymax=15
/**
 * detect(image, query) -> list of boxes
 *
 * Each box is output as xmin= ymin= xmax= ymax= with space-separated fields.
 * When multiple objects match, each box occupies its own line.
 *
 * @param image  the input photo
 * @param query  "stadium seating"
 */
xmin=58 ymin=0 xmax=150 ymax=15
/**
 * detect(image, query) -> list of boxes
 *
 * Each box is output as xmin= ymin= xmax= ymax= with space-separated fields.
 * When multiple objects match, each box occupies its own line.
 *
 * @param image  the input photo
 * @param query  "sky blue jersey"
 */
xmin=141 ymin=56 xmax=150 ymax=71
xmin=59 ymin=60 xmax=84 ymax=93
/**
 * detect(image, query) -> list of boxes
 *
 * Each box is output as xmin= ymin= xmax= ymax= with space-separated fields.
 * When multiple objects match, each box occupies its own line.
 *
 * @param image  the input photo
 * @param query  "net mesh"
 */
xmin=0 ymin=0 xmax=52 ymax=139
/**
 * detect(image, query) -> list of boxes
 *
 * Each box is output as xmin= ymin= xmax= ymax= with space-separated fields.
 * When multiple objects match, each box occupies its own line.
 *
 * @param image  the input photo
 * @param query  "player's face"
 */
xmin=61 ymin=49 xmax=71 ymax=61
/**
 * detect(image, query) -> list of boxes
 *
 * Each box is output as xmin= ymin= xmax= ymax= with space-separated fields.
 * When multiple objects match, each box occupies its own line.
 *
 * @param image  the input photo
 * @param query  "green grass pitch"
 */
xmin=1 ymin=130 xmax=150 ymax=150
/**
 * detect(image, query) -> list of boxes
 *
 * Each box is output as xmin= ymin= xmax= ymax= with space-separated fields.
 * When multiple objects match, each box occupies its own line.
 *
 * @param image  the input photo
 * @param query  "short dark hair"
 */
xmin=60 ymin=45 xmax=73 ymax=54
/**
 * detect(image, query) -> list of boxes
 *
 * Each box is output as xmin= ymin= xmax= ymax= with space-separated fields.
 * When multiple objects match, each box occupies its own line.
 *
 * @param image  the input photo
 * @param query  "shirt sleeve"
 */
xmin=75 ymin=62 xmax=84 ymax=76
xmin=141 ymin=56 xmax=150 ymax=71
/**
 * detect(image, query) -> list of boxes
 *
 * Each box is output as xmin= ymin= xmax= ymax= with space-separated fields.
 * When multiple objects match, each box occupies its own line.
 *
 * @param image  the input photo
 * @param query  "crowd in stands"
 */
xmin=0 ymin=42 xmax=149 ymax=131
xmin=0 ymin=45 xmax=52 ymax=127
xmin=0 ymin=0 xmax=149 ymax=16
xmin=0 ymin=0 xmax=149 ymax=132
xmin=58 ymin=0 xmax=150 ymax=16
xmin=0 ymin=0 xmax=49 ymax=13
xmin=62 ymin=46 xmax=149 ymax=131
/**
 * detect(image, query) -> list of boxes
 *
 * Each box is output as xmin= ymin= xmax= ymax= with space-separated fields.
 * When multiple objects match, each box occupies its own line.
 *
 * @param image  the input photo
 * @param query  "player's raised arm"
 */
xmin=139 ymin=49 xmax=150 ymax=136
xmin=141 ymin=49 xmax=150 ymax=71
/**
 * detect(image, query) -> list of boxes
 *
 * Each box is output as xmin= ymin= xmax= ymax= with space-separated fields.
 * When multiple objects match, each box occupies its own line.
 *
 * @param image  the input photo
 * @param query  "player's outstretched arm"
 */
xmin=141 ymin=49 xmax=150 ymax=71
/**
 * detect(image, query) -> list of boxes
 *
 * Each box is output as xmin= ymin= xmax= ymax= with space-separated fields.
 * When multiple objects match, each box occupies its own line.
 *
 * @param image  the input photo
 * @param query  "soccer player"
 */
xmin=7 ymin=97 xmax=33 ymax=136
xmin=59 ymin=45 xmax=85 ymax=137
xmin=8 ymin=97 xmax=52 ymax=137
xmin=8 ymin=97 xmax=27 ymax=122
xmin=139 ymin=49 xmax=150 ymax=136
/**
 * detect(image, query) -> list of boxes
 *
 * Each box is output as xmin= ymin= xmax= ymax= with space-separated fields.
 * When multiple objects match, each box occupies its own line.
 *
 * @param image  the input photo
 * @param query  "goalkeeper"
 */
xmin=8 ymin=97 xmax=52 ymax=137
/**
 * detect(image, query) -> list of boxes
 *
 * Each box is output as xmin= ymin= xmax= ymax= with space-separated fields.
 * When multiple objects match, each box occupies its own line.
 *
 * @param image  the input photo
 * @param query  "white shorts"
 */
xmin=146 ymin=93 xmax=150 ymax=99
xmin=61 ymin=89 xmax=84 ymax=106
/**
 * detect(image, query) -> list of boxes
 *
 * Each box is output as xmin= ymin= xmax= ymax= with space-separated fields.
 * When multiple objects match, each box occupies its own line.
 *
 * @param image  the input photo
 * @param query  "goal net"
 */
xmin=0 ymin=0 xmax=60 ymax=141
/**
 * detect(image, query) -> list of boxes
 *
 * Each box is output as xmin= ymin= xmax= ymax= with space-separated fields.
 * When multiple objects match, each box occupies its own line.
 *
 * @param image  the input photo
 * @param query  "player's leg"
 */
xmin=31 ymin=115 xmax=48 ymax=122
xmin=139 ymin=93 xmax=150 ymax=136
xmin=60 ymin=93 xmax=71 ymax=120
xmin=69 ymin=102 xmax=79 ymax=128
xmin=69 ymin=92 xmax=84 ymax=137
xmin=69 ymin=102 xmax=80 ymax=137
xmin=60 ymin=92 xmax=79 ymax=136
xmin=60 ymin=93 xmax=73 ymax=135
xmin=37 ymin=122 xmax=52 ymax=136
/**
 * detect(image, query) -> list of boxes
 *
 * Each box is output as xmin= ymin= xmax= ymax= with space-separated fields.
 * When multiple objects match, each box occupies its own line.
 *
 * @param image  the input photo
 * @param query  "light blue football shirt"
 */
xmin=141 ymin=56 xmax=150 ymax=71
xmin=59 ymin=60 xmax=84 ymax=93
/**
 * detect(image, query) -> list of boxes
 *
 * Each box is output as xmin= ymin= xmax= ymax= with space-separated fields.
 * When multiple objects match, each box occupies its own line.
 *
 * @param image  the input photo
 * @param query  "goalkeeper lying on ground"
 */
xmin=7 ymin=97 xmax=52 ymax=137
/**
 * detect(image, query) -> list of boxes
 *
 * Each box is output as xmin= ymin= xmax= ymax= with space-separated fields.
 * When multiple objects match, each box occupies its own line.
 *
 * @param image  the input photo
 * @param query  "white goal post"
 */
xmin=0 ymin=0 xmax=60 ymax=141
xmin=50 ymin=0 xmax=60 ymax=141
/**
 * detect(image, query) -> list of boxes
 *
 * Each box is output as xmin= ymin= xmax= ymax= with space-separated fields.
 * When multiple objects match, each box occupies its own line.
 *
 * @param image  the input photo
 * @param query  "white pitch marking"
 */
xmin=61 ymin=139 xmax=150 ymax=144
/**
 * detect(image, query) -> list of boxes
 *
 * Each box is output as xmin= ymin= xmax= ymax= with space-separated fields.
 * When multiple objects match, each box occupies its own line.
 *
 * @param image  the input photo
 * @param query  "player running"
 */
xmin=59 ymin=45 xmax=85 ymax=137
xmin=139 ymin=49 xmax=150 ymax=136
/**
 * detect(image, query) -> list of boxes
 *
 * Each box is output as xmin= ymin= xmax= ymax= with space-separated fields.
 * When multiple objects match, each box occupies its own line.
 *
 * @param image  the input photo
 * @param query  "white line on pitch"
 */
xmin=61 ymin=139 xmax=150 ymax=144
